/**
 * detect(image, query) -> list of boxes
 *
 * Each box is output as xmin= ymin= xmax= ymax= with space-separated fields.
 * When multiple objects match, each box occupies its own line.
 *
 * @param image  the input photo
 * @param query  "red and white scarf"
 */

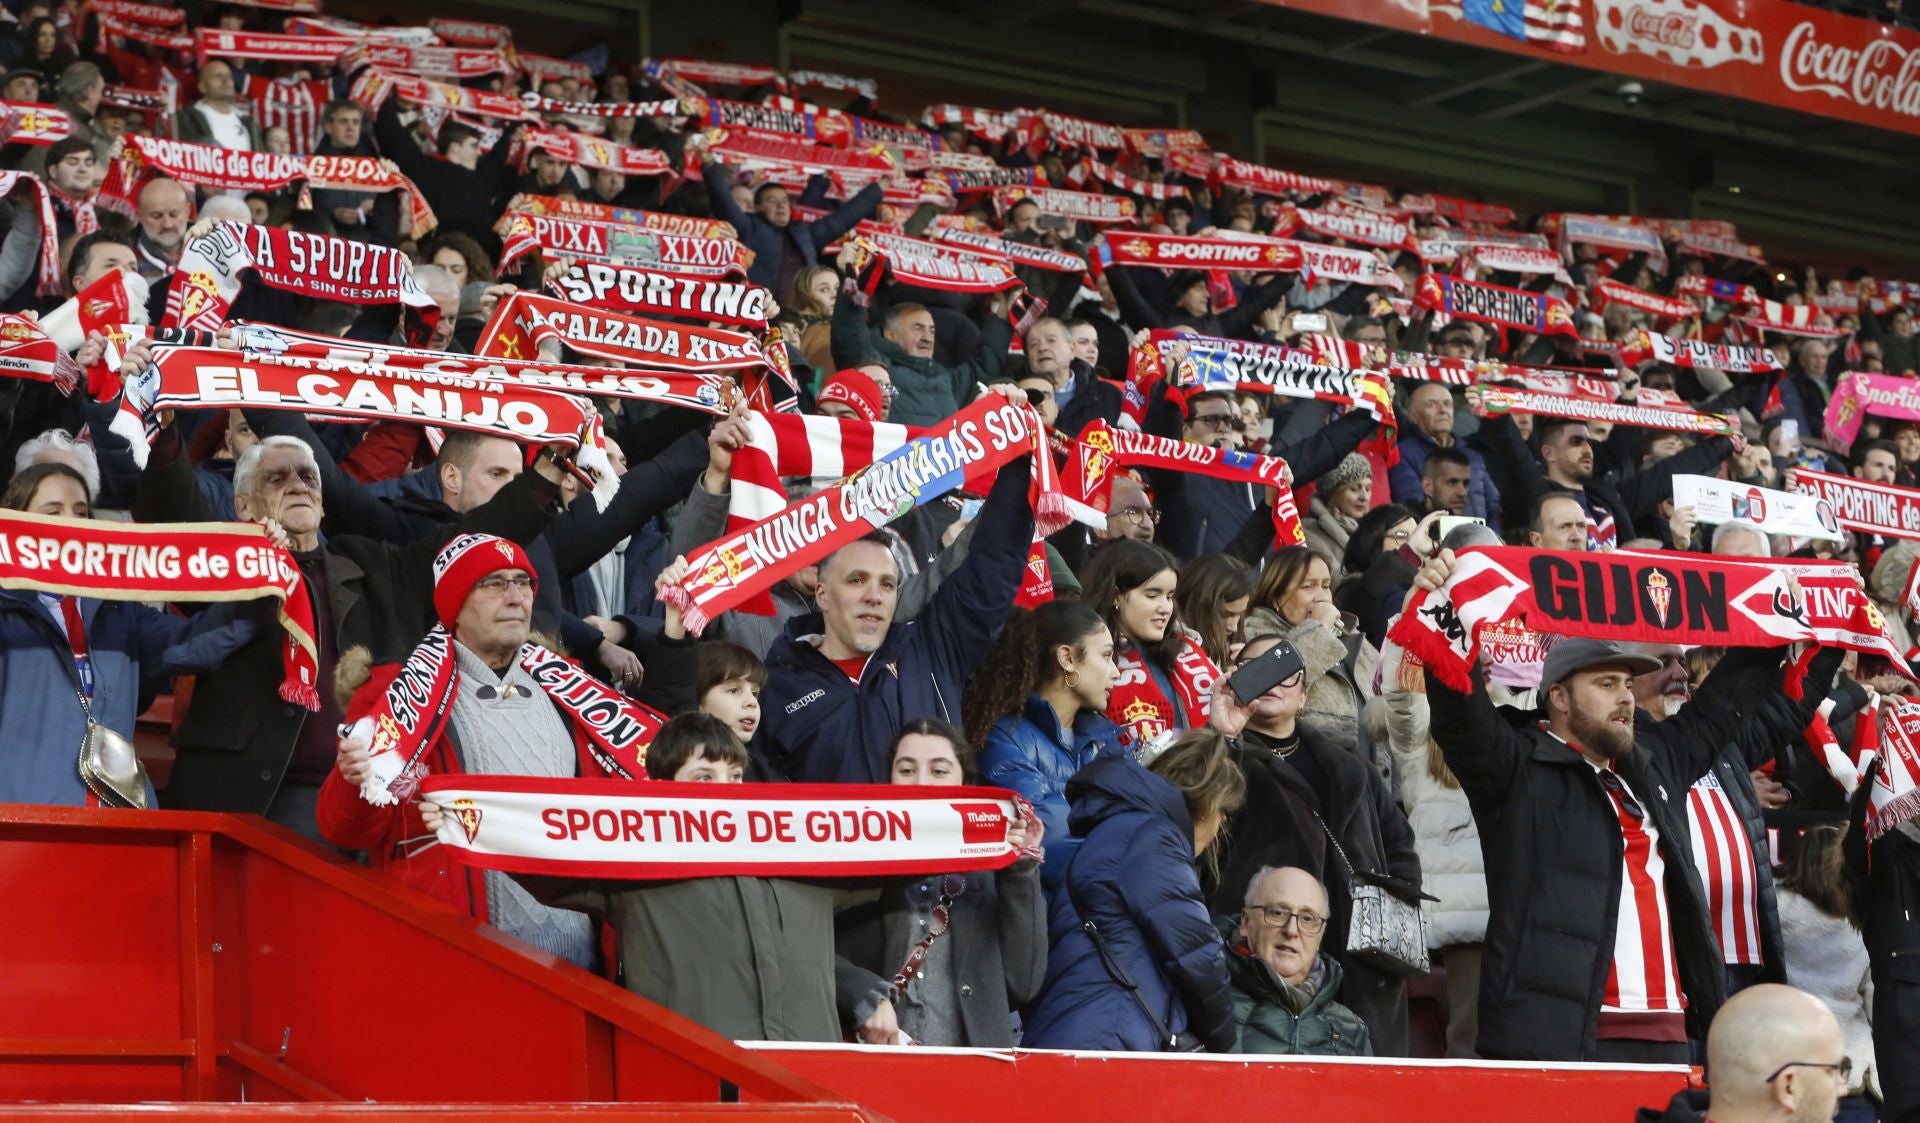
xmin=1109 ymin=635 xmax=1218 ymax=753
xmin=1789 ymin=468 xmax=1920 ymax=541
xmin=993 ymin=185 xmax=1135 ymax=226
xmin=145 ymin=345 xmax=593 ymax=449
xmin=0 ymin=310 xmax=80 ymax=393
xmin=507 ymin=194 xmax=734 ymax=239
xmin=548 ymin=261 xmax=772 ymax=330
xmin=1738 ymin=299 xmax=1846 ymax=340
xmin=1123 ymin=127 xmax=1208 ymax=159
xmin=520 ymin=93 xmax=682 ymax=120
xmin=666 ymin=398 xmax=1072 ymax=632
xmin=353 ymin=626 xmax=664 ymax=808
xmin=521 ymin=127 xmax=675 ymax=178
xmin=195 ymin=27 xmax=353 ymax=65
xmin=704 ymin=129 xmax=895 ymax=186
xmin=101 ymin=135 xmax=307 ymax=215
xmin=1589 ymin=280 xmax=1698 ymax=324
xmin=1206 ymin=155 xmax=1339 ymax=197
xmin=0 ymin=172 xmax=79 ymax=297
xmin=1673 ymin=275 xmax=1762 ymax=310
xmin=476 ymin=290 xmax=769 ymax=378
xmin=1103 ymin=230 xmax=1305 ymax=273
xmin=1022 ymin=109 xmax=1125 ymax=153
xmin=1552 ymin=214 xmax=1669 ymax=273
xmin=1472 ymin=384 xmax=1737 ymax=437
xmin=931 ymin=227 xmax=1086 ymax=274
xmin=336 ymin=42 xmax=516 ymax=80
xmin=0 ymin=509 xmax=319 ymax=709
xmin=243 ymin=76 xmax=332 ymax=158
xmin=1414 ymin=273 xmax=1579 ymax=339
xmin=1405 ymin=193 xmax=1518 ymax=228
xmin=1274 ymin=203 xmax=1415 ymax=253
xmin=0 ymin=101 xmax=72 ymax=145
xmin=698 ymin=96 xmax=849 ymax=145
xmin=418 ymin=775 xmax=1024 ymax=879
xmin=1163 ymin=331 xmax=1395 ymax=422
xmin=495 ymin=211 xmax=748 ymax=276
xmin=351 ymin=69 xmax=531 ymax=122
xmin=850 ymin=231 xmax=1019 ymax=293
xmin=301 ymin=154 xmax=438 ymax=240
xmin=162 ymin=222 xmax=441 ymax=338
xmin=1061 ymin=421 xmax=1305 ymax=546
xmin=1066 ymin=158 xmax=1188 ymax=202
xmin=96 ymin=13 xmax=192 ymax=51
xmin=429 ymin=18 xmax=512 ymax=47
xmin=1263 ymin=237 xmax=1403 ymax=290
xmin=940 ymin=166 xmax=1042 ymax=194
xmin=1389 ymin=546 xmax=1814 ymax=694
xmin=91 ymin=0 xmax=186 ymax=26
xmin=1870 ymin=699 xmax=1920 ymax=842
xmin=1614 ymin=329 xmax=1780 ymax=374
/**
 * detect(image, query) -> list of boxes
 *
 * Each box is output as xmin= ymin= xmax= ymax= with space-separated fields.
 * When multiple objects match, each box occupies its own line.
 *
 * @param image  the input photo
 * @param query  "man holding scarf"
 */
xmin=1406 ymin=549 xmax=1843 ymax=1063
xmin=321 ymin=533 xmax=661 ymax=967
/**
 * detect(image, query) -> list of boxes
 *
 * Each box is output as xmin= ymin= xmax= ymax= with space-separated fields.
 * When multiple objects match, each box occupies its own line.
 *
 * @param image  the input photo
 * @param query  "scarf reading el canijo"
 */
xmin=354 ymin=626 xmax=666 ymax=808
xmin=0 ymin=509 xmax=319 ymax=709
xmin=666 ymin=397 xmax=1068 ymax=633
xmin=418 ymin=775 xmax=1024 ymax=879
xmin=1389 ymin=546 xmax=1813 ymax=693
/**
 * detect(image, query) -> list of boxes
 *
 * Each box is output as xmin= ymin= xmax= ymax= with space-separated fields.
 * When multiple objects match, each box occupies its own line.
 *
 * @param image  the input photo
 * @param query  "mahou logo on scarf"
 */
xmin=952 ymin=803 xmax=1011 ymax=846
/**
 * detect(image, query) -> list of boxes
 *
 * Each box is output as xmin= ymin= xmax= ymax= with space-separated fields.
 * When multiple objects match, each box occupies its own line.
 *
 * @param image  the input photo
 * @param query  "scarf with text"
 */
xmin=0 ymin=101 xmax=71 ymax=145
xmin=96 ymin=13 xmax=192 ymax=51
xmin=1826 ymin=371 xmax=1920 ymax=451
xmin=1789 ymin=468 xmax=1920 ymax=541
xmin=1124 ymin=128 xmax=1208 ymax=159
xmin=0 ymin=509 xmax=319 ymax=709
xmin=1103 ymin=230 xmax=1305 ymax=273
xmin=992 ymin=185 xmax=1135 ymax=225
xmin=419 ymin=775 xmax=1024 ymax=879
xmin=351 ymin=69 xmax=531 ymax=122
xmin=1738 ymin=299 xmax=1846 ymax=340
xmin=1159 ymin=331 xmax=1394 ymax=423
xmin=1676 ymin=233 xmax=1767 ymax=266
xmin=548 ymin=261 xmax=772 ymax=330
xmin=1065 ymin=158 xmax=1189 ymax=202
xmin=1472 ymin=383 xmax=1737 ymax=436
xmin=1060 ymin=421 xmax=1305 ymax=547
xmin=100 ymin=135 xmax=306 ymax=214
xmin=353 ymin=627 xmax=663 ymax=808
xmin=1448 ymin=242 xmax=1563 ymax=276
xmin=851 ymin=231 xmax=1020 ymax=293
xmin=698 ymin=96 xmax=851 ymax=144
xmin=218 ymin=321 xmax=740 ymax=417
xmin=1267 ymin=237 xmax=1403 ymax=290
xmin=941 ymin=166 xmax=1043 ymax=193
xmin=507 ymin=194 xmax=735 ymax=239
xmin=1274 ymin=203 xmax=1416 ymax=252
xmin=1023 ymin=109 xmax=1125 ymax=153
xmin=1871 ymin=699 xmax=1920 ymax=842
xmin=704 ymin=129 xmax=895 ymax=186
xmin=300 ymin=154 xmax=438 ymax=240
xmin=476 ymin=291 xmax=769 ymax=379
xmin=281 ymin=16 xmax=441 ymax=44
xmin=1204 ymin=155 xmax=1338 ymax=197
xmin=1404 ymin=194 xmax=1518 ymax=227
xmin=0 ymin=312 xmax=78 ymax=392
xmin=144 ymin=345 xmax=592 ymax=449
xmin=521 ymin=127 xmax=675 ymax=178
xmin=1614 ymin=329 xmax=1780 ymax=374
xmin=0 ymin=172 xmax=61 ymax=296
xmin=932 ymin=227 xmax=1086 ymax=273
xmin=1589 ymin=280 xmax=1698 ymax=324
xmin=1414 ymin=273 xmax=1579 ymax=339
xmin=429 ymin=18 xmax=512 ymax=47
xmin=1674 ymin=275 xmax=1762 ymax=310
xmin=195 ymin=27 xmax=353 ymax=65
xmin=1550 ymin=214 xmax=1669 ymax=272
xmin=335 ymin=41 xmax=517 ymax=80
xmin=1109 ymin=635 xmax=1218 ymax=753
xmin=1389 ymin=546 xmax=1813 ymax=694
xmin=91 ymin=0 xmax=185 ymax=25
xmin=667 ymin=398 xmax=1071 ymax=632
xmin=520 ymin=93 xmax=682 ymax=120
xmin=495 ymin=211 xmax=750 ymax=277
xmin=162 ymin=222 xmax=441 ymax=338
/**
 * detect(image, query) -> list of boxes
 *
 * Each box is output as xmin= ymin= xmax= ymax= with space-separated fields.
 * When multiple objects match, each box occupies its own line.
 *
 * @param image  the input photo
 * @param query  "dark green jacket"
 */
xmin=828 ymin=290 xmax=1010 ymax=426
xmin=1221 ymin=918 xmax=1373 ymax=1057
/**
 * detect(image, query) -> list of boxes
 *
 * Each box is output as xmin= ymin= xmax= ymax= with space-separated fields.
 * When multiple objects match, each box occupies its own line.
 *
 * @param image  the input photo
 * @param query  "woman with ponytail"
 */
xmin=968 ymin=601 xmax=1125 ymax=885
xmin=1078 ymin=539 xmax=1221 ymax=756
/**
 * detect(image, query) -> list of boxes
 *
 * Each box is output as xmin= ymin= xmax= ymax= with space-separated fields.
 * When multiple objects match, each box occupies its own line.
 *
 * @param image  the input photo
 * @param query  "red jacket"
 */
xmin=318 ymin=659 xmax=638 ymax=918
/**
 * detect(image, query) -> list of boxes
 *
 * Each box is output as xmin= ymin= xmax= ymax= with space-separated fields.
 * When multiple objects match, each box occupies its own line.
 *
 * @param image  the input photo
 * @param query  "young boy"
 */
xmin=696 ymin=642 xmax=764 ymax=744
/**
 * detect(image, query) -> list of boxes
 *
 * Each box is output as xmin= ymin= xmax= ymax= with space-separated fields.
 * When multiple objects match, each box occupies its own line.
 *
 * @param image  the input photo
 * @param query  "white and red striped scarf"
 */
xmin=1059 ymin=421 xmax=1305 ymax=546
xmin=247 ymin=76 xmax=331 ymax=157
xmin=1595 ymin=762 xmax=1685 ymax=1024
xmin=676 ymin=401 xmax=1083 ymax=626
xmin=0 ymin=100 xmax=72 ymax=145
xmin=0 ymin=171 xmax=66 ymax=297
xmin=992 ymin=185 xmax=1135 ymax=226
xmin=1686 ymin=769 xmax=1763 ymax=967
xmin=1739 ymin=299 xmax=1846 ymax=339
xmin=1065 ymin=158 xmax=1188 ymax=202
xmin=1275 ymin=203 xmax=1416 ymax=253
xmin=1473 ymin=383 xmax=1737 ymax=437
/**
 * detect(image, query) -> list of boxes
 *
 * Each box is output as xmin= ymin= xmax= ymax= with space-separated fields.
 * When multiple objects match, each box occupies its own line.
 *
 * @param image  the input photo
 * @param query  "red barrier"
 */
xmin=746 ymin=1044 xmax=1694 ymax=1123
xmin=0 ymin=805 xmax=870 ymax=1117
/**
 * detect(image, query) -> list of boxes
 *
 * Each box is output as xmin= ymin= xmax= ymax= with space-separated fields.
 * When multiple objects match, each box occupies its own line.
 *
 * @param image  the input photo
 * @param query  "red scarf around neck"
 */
xmin=1109 ymin=634 xmax=1218 ymax=754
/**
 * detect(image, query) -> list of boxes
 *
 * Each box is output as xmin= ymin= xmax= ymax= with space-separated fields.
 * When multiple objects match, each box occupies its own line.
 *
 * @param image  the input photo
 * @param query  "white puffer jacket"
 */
xmin=1778 ymin=889 xmax=1879 ymax=1100
xmin=1377 ymin=640 xmax=1488 ymax=949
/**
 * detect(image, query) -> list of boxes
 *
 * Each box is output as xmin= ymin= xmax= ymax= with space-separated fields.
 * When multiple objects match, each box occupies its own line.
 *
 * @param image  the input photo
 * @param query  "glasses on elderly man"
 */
xmin=1246 ymin=905 xmax=1326 ymax=935
xmin=1112 ymin=505 xmax=1161 ymax=526
xmin=473 ymin=574 xmax=535 ymax=595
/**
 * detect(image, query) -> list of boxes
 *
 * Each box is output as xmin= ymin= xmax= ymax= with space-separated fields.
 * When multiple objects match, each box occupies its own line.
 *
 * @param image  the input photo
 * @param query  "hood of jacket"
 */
xmin=1064 ymin=754 xmax=1193 ymax=843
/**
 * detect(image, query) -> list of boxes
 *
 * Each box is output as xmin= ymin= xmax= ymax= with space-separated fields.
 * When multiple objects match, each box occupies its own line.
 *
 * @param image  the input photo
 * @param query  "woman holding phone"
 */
xmin=1207 ymin=633 xmax=1422 ymax=1057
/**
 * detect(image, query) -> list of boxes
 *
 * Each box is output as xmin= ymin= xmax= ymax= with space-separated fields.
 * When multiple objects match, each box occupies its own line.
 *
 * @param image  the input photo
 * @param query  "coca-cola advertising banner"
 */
xmin=1265 ymin=0 xmax=1920 ymax=138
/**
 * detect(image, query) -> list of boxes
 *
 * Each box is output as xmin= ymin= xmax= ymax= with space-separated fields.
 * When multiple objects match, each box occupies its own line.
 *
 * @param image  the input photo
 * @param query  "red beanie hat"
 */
xmin=818 ymin=369 xmax=885 ymax=423
xmin=432 ymin=532 xmax=537 ymax=630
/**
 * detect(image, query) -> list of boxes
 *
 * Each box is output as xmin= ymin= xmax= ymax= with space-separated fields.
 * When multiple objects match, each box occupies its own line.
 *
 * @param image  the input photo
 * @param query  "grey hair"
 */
xmin=234 ymin=435 xmax=321 ymax=501
xmin=199 ymin=195 xmax=252 ymax=225
xmin=15 ymin=428 xmax=98 ymax=499
xmin=1440 ymin=521 xmax=1503 ymax=553
xmin=1711 ymin=520 xmax=1770 ymax=557
xmin=1241 ymin=864 xmax=1329 ymax=911
xmin=55 ymin=62 xmax=103 ymax=104
xmin=412 ymin=263 xmax=460 ymax=304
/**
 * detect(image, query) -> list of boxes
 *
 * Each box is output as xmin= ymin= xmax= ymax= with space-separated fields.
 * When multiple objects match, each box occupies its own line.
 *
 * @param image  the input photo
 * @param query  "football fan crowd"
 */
xmin=0 ymin=2 xmax=1917 ymax=1120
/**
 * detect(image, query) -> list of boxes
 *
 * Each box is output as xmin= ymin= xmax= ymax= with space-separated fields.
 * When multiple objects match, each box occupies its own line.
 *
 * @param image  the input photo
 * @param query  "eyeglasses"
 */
xmin=1766 ymin=1058 xmax=1852 ymax=1085
xmin=1247 ymin=905 xmax=1326 ymax=935
xmin=1192 ymin=413 xmax=1246 ymax=431
xmin=473 ymin=574 xmax=534 ymax=595
xmin=1112 ymin=505 xmax=1161 ymax=526
xmin=1596 ymin=769 xmax=1644 ymax=820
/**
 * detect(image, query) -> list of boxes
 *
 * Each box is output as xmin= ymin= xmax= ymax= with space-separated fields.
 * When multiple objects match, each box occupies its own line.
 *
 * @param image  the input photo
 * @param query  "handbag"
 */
xmin=1312 ymin=810 xmax=1431 ymax=978
xmin=1064 ymin=850 xmax=1205 ymax=1052
xmin=75 ymin=689 xmax=150 ymax=810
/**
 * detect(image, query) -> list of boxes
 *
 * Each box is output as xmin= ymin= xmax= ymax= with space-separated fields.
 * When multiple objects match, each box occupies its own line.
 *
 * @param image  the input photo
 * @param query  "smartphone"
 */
xmin=1434 ymin=515 xmax=1487 ymax=542
xmin=1227 ymin=642 xmax=1305 ymax=706
xmin=1291 ymin=312 xmax=1329 ymax=333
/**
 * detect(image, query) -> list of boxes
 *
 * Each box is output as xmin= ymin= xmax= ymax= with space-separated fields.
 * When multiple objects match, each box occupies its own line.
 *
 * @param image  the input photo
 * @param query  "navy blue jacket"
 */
xmin=757 ymin=456 xmax=1034 ymax=783
xmin=702 ymin=162 xmax=883 ymax=291
xmin=979 ymin=693 xmax=1126 ymax=891
xmin=1022 ymin=755 xmax=1237 ymax=1052
xmin=1387 ymin=413 xmax=1501 ymax=527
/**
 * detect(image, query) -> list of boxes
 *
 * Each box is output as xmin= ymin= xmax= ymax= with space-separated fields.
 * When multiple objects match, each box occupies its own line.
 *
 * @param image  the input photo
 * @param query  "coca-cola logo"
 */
xmin=1781 ymin=22 xmax=1920 ymax=119
xmin=1628 ymin=5 xmax=1696 ymax=49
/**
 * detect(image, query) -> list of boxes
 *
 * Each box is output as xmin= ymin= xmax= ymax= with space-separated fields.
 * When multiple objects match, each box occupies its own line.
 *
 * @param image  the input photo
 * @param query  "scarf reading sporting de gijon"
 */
xmin=549 ymin=261 xmax=773 ymax=331
xmin=1414 ymin=273 xmax=1580 ymax=339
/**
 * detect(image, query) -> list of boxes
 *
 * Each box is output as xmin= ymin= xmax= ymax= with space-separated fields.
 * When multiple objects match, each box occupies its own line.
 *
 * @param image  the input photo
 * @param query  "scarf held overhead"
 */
xmin=163 ymin=222 xmax=441 ymax=334
xmin=0 ymin=509 xmax=319 ymax=709
xmin=419 ymin=775 xmax=1025 ymax=879
xmin=1789 ymin=468 xmax=1920 ymax=541
xmin=1062 ymin=421 xmax=1305 ymax=547
xmin=548 ymin=262 xmax=771 ymax=330
xmin=1389 ymin=546 xmax=1813 ymax=694
xmin=476 ymin=291 xmax=769 ymax=378
xmin=1414 ymin=273 xmax=1579 ymax=338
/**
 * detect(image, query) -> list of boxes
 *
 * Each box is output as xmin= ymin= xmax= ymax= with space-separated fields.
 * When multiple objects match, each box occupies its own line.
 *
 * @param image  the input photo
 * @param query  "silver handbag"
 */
xmin=75 ymin=691 xmax=150 ymax=810
xmin=1316 ymin=812 xmax=1431 ymax=978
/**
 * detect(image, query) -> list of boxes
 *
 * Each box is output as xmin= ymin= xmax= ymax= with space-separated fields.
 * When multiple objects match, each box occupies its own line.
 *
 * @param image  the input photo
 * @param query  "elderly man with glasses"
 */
xmin=1220 ymin=865 xmax=1373 ymax=1056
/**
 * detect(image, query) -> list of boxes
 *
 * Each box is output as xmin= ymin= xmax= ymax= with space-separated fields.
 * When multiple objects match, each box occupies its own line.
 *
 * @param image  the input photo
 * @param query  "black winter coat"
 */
xmin=1425 ymin=646 xmax=1839 ymax=1060
xmin=1845 ymin=760 xmax=1920 ymax=1123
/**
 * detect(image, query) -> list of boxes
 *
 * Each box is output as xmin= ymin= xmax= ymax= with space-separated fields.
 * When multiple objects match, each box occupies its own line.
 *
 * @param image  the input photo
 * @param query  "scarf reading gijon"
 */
xmin=0 ymin=509 xmax=319 ymax=709
xmin=418 ymin=775 xmax=1025 ymax=879
xmin=353 ymin=627 xmax=664 ymax=808
xmin=1388 ymin=546 xmax=1814 ymax=694
xmin=1109 ymin=635 xmax=1218 ymax=753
